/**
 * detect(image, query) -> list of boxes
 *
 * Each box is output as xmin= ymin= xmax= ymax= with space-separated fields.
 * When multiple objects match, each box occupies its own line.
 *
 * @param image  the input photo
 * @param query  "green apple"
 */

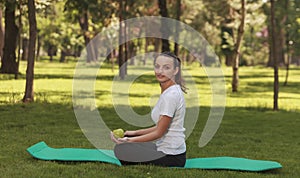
xmin=113 ymin=128 xmax=124 ymax=138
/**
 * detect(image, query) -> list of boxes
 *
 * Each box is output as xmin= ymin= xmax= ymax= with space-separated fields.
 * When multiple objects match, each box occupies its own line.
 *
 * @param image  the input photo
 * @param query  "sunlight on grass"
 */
xmin=1 ymin=60 xmax=299 ymax=112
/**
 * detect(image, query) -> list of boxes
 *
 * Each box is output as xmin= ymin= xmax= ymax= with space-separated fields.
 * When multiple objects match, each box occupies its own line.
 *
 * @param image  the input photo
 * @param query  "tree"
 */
xmin=174 ymin=0 xmax=181 ymax=56
xmin=265 ymin=0 xmax=286 ymax=67
xmin=0 ymin=0 xmax=18 ymax=74
xmin=23 ymin=0 xmax=37 ymax=102
xmin=16 ymin=0 xmax=23 ymax=79
xmin=202 ymin=0 xmax=246 ymax=92
xmin=118 ymin=0 xmax=125 ymax=79
xmin=64 ymin=0 xmax=114 ymax=62
xmin=231 ymin=0 xmax=246 ymax=92
xmin=64 ymin=0 xmax=95 ymax=62
xmin=220 ymin=6 xmax=235 ymax=66
xmin=116 ymin=0 xmax=150 ymax=78
xmin=270 ymin=0 xmax=279 ymax=111
xmin=158 ymin=0 xmax=170 ymax=52
xmin=281 ymin=0 xmax=300 ymax=84
xmin=289 ymin=1 xmax=300 ymax=65
xmin=0 ymin=5 xmax=4 ymax=61
xmin=36 ymin=0 xmax=61 ymax=62
xmin=197 ymin=0 xmax=268 ymax=66
xmin=283 ymin=0 xmax=290 ymax=86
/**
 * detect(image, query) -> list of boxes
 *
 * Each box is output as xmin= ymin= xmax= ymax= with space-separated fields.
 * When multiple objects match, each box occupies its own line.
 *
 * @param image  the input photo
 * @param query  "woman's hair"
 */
xmin=154 ymin=51 xmax=187 ymax=93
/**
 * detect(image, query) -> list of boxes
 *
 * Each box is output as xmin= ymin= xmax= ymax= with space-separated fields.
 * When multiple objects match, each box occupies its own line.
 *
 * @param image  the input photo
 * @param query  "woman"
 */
xmin=110 ymin=51 xmax=187 ymax=167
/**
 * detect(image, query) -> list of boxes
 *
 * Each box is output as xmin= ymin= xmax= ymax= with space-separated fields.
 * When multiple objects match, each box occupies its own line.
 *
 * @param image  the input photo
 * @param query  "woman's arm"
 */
xmin=127 ymin=115 xmax=172 ymax=142
xmin=124 ymin=126 xmax=156 ymax=137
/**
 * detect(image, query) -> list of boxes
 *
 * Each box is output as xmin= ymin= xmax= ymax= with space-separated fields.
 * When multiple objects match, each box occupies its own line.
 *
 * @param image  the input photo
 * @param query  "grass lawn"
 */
xmin=0 ymin=59 xmax=299 ymax=178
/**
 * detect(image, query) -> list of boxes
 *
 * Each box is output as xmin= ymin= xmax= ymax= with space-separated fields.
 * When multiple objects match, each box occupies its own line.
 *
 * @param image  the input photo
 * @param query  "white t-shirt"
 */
xmin=151 ymin=84 xmax=186 ymax=155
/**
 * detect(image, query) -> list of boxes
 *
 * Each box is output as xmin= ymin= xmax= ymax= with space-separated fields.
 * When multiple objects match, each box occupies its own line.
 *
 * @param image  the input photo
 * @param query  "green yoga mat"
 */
xmin=27 ymin=142 xmax=282 ymax=172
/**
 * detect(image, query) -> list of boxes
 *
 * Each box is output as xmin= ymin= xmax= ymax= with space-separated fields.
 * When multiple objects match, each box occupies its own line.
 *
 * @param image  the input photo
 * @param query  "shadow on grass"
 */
xmin=0 ymin=90 xmax=111 ymax=105
xmin=246 ymin=81 xmax=300 ymax=94
xmin=226 ymin=79 xmax=300 ymax=99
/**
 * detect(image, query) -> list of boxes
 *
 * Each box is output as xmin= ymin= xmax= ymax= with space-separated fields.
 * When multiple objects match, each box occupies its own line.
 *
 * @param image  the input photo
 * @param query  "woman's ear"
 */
xmin=174 ymin=67 xmax=179 ymax=76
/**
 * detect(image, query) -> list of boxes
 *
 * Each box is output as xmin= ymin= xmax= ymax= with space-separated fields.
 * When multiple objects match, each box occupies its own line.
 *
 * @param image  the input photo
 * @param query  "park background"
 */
xmin=0 ymin=0 xmax=300 ymax=177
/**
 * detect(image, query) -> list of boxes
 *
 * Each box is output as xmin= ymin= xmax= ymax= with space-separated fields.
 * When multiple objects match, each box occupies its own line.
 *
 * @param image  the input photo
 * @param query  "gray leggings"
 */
xmin=114 ymin=142 xmax=186 ymax=167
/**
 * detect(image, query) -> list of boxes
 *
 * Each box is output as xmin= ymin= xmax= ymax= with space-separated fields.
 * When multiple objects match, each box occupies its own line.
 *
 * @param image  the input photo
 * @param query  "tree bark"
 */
xmin=270 ymin=0 xmax=279 ymax=111
xmin=231 ymin=0 xmax=246 ymax=92
xmin=0 ymin=7 xmax=4 ymax=61
xmin=23 ymin=0 xmax=37 ymax=103
xmin=124 ymin=1 xmax=128 ymax=75
xmin=15 ymin=0 xmax=22 ymax=79
xmin=284 ymin=54 xmax=291 ymax=86
xmin=283 ymin=0 xmax=289 ymax=86
xmin=36 ymin=32 xmax=41 ymax=61
xmin=47 ymin=45 xmax=55 ymax=62
xmin=118 ymin=0 xmax=125 ymax=79
xmin=267 ymin=1 xmax=286 ymax=67
xmin=60 ymin=50 xmax=66 ymax=63
xmin=143 ymin=37 xmax=149 ymax=65
xmin=221 ymin=20 xmax=234 ymax=66
xmin=1 ymin=0 xmax=18 ymax=74
xmin=21 ymin=38 xmax=29 ymax=61
xmin=174 ymin=0 xmax=181 ymax=56
xmin=220 ymin=4 xmax=236 ymax=67
xmin=158 ymin=0 xmax=170 ymax=52
xmin=79 ymin=10 xmax=95 ymax=62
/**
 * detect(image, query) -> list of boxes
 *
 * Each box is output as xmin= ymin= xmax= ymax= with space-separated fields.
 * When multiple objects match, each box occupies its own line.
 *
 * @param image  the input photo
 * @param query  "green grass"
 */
xmin=0 ymin=59 xmax=300 ymax=177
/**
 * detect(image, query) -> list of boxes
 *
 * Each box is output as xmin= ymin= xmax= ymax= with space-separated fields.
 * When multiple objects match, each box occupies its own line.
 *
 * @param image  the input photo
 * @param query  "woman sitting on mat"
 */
xmin=110 ymin=51 xmax=187 ymax=167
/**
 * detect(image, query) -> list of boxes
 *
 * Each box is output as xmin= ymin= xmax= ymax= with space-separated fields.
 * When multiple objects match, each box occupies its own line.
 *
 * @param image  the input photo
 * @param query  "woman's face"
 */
xmin=154 ymin=55 xmax=178 ymax=84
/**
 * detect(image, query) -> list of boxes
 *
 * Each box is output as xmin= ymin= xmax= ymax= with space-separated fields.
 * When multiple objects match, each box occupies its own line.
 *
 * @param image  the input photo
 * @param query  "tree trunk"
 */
xmin=158 ymin=0 xmax=170 ymax=52
xmin=154 ymin=38 xmax=160 ymax=53
xmin=47 ymin=45 xmax=55 ymax=62
xmin=267 ymin=24 xmax=273 ymax=67
xmin=124 ymin=3 xmax=128 ymax=75
xmin=224 ymin=52 xmax=233 ymax=66
xmin=15 ymin=0 xmax=22 ymax=79
xmin=118 ymin=0 xmax=125 ymax=79
xmin=200 ymin=41 xmax=207 ymax=66
xmin=231 ymin=0 xmax=246 ymax=92
xmin=79 ymin=10 xmax=95 ymax=62
xmin=174 ymin=0 xmax=181 ymax=56
xmin=129 ymin=41 xmax=136 ymax=65
xmin=221 ymin=23 xmax=234 ymax=66
xmin=36 ymin=32 xmax=41 ymax=61
xmin=60 ymin=50 xmax=66 ymax=63
xmin=1 ymin=0 xmax=18 ymax=74
xmin=0 ymin=7 xmax=4 ymax=61
xmin=23 ymin=0 xmax=37 ymax=103
xmin=277 ymin=27 xmax=285 ymax=66
xmin=284 ymin=54 xmax=291 ymax=86
xmin=21 ymin=38 xmax=28 ymax=60
xmin=270 ymin=0 xmax=279 ymax=111
xmin=267 ymin=1 xmax=286 ymax=67
xmin=283 ymin=0 xmax=289 ymax=86
xmin=143 ymin=37 xmax=149 ymax=65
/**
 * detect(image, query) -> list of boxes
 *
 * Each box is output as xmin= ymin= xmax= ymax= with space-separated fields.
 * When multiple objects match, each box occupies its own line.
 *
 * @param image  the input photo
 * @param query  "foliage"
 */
xmin=64 ymin=0 xmax=116 ymax=34
xmin=199 ymin=0 xmax=269 ymax=66
xmin=36 ymin=1 xmax=83 ymax=57
xmin=1 ymin=0 xmax=298 ymax=65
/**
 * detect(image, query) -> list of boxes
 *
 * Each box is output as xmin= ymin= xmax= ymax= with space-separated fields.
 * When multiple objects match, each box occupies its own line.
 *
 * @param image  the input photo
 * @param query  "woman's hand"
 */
xmin=110 ymin=131 xmax=129 ymax=144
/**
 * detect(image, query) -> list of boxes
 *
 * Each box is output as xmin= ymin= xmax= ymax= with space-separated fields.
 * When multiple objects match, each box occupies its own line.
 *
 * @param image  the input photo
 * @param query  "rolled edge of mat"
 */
xmin=27 ymin=141 xmax=48 ymax=155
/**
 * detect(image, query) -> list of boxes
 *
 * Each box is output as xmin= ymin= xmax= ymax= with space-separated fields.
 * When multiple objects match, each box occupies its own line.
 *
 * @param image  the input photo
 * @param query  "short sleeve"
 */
xmin=158 ymin=93 xmax=178 ymax=118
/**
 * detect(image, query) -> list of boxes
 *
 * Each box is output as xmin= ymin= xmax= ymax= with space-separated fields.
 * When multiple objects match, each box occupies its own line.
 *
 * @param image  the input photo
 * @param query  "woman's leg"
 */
xmin=114 ymin=142 xmax=166 ymax=163
xmin=144 ymin=152 xmax=186 ymax=167
xmin=114 ymin=142 xmax=186 ymax=167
